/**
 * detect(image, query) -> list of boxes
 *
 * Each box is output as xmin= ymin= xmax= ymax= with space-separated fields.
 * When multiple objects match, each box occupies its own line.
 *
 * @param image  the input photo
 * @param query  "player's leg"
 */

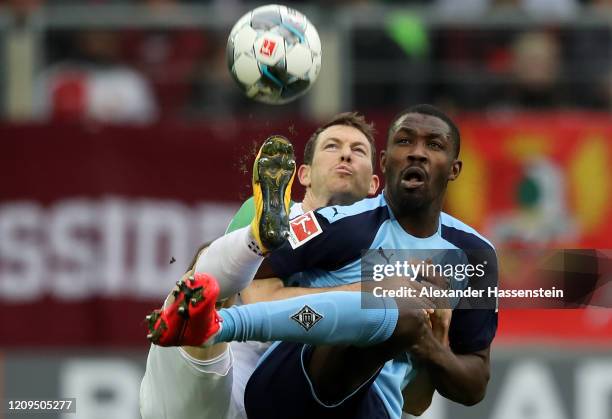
xmin=239 ymin=306 xmax=435 ymax=419
xmin=213 ymin=278 xmax=439 ymax=351
xmin=239 ymin=282 xmax=432 ymax=419
xmin=141 ymin=270 xmax=235 ymax=419
xmin=305 ymin=278 xmax=448 ymax=402
xmin=147 ymin=271 xmax=440 ymax=354
xmin=243 ymin=341 xmax=388 ymax=419
xmin=145 ymin=280 xmax=399 ymax=418
xmin=305 ymin=307 xmax=431 ymax=403
xmin=215 ymin=291 xmax=398 ymax=346
xmin=141 ymin=136 xmax=296 ymax=418
xmin=146 ymin=272 xmax=222 ymax=346
xmin=140 ymin=342 xmax=233 ymax=419
xmin=242 ymin=310 xmax=447 ymax=419
xmin=146 ymin=135 xmax=295 ymax=343
xmin=149 ymin=274 xmax=398 ymax=348
xmin=144 ymin=277 xmax=432 ymax=417
xmin=193 ymin=135 xmax=296 ymax=299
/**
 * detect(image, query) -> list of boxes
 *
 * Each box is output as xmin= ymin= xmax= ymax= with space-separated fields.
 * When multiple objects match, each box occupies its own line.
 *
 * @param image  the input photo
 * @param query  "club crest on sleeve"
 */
xmin=288 ymin=211 xmax=322 ymax=249
xmin=291 ymin=305 xmax=323 ymax=331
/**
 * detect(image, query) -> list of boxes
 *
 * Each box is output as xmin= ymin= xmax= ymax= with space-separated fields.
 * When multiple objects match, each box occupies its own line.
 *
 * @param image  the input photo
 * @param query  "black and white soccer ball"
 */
xmin=227 ymin=4 xmax=322 ymax=105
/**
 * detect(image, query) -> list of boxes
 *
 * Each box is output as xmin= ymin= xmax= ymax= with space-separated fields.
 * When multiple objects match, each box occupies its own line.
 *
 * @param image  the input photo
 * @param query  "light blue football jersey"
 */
xmin=263 ymin=193 xmax=498 ymax=418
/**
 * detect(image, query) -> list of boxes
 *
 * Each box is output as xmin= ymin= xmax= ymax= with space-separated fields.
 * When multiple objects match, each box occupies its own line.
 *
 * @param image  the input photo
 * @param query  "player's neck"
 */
xmin=387 ymin=196 xmax=442 ymax=238
xmin=301 ymin=190 xmax=322 ymax=212
xmin=395 ymin=211 xmax=440 ymax=238
xmin=301 ymin=190 xmax=337 ymax=212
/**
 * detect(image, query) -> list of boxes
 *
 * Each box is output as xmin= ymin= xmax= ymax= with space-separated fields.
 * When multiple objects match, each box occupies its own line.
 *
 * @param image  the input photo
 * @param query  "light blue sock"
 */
xmin=215 ymin=291 xmax=398 ymax=346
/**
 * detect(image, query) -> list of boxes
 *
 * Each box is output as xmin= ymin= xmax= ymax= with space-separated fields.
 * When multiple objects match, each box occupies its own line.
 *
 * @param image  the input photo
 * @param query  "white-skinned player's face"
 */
xmin=298 ymin=124 xmax=379 ymax=207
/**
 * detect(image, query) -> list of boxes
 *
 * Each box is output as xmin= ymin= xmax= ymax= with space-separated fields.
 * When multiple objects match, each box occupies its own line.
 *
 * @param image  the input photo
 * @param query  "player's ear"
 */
xmin=298 ymin=164 xmax=311 ymax=187
xmin=448 ymin=159 xmax=462 ymax=181
xmin=368 ymin=174 xmax=380 ymax=195
xmin=380 ymin=151 xmax=387 ymax=175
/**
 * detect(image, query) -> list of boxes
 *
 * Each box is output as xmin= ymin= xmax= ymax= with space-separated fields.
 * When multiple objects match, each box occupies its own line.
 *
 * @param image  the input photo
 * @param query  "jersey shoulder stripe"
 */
xmin=316 ymin=194 xmax=386 ymax=223
xmin=440 ymin=212 xmax=495 ymax=250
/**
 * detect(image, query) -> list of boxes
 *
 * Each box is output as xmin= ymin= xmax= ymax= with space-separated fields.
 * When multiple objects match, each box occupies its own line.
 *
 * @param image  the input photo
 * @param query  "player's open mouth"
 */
xmin=401 ymin=167 xmax=426 ymax=189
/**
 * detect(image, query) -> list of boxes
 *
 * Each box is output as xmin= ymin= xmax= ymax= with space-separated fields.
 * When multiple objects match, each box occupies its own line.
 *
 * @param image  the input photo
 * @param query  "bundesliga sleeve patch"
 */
xmin=288 ymin=211 xmax=323 ymax=249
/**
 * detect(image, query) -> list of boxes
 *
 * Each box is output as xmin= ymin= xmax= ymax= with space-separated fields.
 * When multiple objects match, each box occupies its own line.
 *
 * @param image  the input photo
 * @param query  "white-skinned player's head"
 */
xmin=298 ymin=112 xmax=380 ymax=207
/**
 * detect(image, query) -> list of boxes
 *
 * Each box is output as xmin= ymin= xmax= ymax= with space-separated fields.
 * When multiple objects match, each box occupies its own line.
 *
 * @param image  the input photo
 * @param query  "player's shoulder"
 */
xmin=316 ymin=194 xmax=388 ymax=224
xmin=440 ymin=212 xmax=495 ymax=251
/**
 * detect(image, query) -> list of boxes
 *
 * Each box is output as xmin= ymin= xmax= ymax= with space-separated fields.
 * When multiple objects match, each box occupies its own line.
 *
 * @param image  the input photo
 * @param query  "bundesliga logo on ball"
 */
xmin=227 ymin=4 xmax=322 ymax=105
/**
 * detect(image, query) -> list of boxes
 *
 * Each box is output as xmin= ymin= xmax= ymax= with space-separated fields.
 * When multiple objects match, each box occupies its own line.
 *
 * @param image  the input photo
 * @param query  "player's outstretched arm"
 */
xmin=147 ymin=131 xmax=298 ymax=359
xmin=239 ymin=277 xmax=362 ymax=303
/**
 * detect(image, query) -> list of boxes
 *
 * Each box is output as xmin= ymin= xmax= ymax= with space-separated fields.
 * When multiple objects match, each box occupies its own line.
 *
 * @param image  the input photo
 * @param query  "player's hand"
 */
xmin=429 ymin=309 xmax=451 ymax=346
xmin=364 ymin=276 xmax=437 ymax=310
xmin=423 ymin=308 xmax=434 ymax=328
xmin=417 ymin=258 xmax=452 ymax=309
xmin=392 ymin=308 xmax=433 ymax=349
xmin=418 ymin=260 xmax=451 ymax=346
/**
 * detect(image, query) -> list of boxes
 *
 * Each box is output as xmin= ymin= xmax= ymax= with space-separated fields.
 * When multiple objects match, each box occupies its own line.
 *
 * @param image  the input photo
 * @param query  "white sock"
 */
xmin=194 ymin=226 xmax=264 ymax=299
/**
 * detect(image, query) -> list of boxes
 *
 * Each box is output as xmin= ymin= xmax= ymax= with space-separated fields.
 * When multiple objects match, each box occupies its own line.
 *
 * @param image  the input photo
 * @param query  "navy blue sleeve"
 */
xmin=267 ymin=207 xmax=389 ymax=280
xmin=448 ymin=309 xmax=498 ymax=354
xmin=449 ymin=249 xmax=498 ymax=354
xmin=440 ymin=224 xmax=498 ymax=354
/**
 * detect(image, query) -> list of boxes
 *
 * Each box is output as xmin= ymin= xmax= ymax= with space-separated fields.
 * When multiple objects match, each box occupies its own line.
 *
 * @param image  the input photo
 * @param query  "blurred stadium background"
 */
xmin=1 ymin=0 xmax=611 ymax=418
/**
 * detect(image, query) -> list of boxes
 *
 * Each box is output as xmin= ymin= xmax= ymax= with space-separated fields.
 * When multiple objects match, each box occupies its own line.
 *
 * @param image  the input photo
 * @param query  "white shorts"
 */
xmin=140 ymin=341 xmax=270 ymax=419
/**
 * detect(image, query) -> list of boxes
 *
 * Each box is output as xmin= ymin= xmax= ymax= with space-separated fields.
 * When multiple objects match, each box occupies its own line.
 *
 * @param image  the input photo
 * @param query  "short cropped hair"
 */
xmin=388 ymin=104 xmax=461 ymax=157
xmin=304 ymin=112 xmax=377 ymax=168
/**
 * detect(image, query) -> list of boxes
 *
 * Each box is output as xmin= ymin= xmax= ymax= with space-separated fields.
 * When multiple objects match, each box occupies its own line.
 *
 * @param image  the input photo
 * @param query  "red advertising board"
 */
xmin=1 ymin=114 xmax=611 ymax=347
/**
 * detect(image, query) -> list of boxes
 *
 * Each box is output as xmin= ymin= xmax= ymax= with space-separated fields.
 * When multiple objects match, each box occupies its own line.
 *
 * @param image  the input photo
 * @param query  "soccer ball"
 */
xmin=227 ymin=4 xmax=322 ymax=105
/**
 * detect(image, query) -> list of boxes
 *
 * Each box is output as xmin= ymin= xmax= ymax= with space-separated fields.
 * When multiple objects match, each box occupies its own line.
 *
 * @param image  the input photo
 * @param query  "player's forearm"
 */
xmin=401 ymin=367 xmax=434 ymax=416
xmin=266 ymin=283 xmax=362 ymax=301
xmin=241 ymin=278 xmax=361 ymax=304
xmin=423 ymin=344 xmax=490 ymax=406
xmin=402 ymin=309 xmax=450 ymax=415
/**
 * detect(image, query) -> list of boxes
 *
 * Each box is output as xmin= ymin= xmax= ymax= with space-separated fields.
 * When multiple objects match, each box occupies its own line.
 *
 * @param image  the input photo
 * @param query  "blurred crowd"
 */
xmin=4 ymin=0 xmax=612 ymax=9
xmin=0 ymin=0 xmax=611 ymax=123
